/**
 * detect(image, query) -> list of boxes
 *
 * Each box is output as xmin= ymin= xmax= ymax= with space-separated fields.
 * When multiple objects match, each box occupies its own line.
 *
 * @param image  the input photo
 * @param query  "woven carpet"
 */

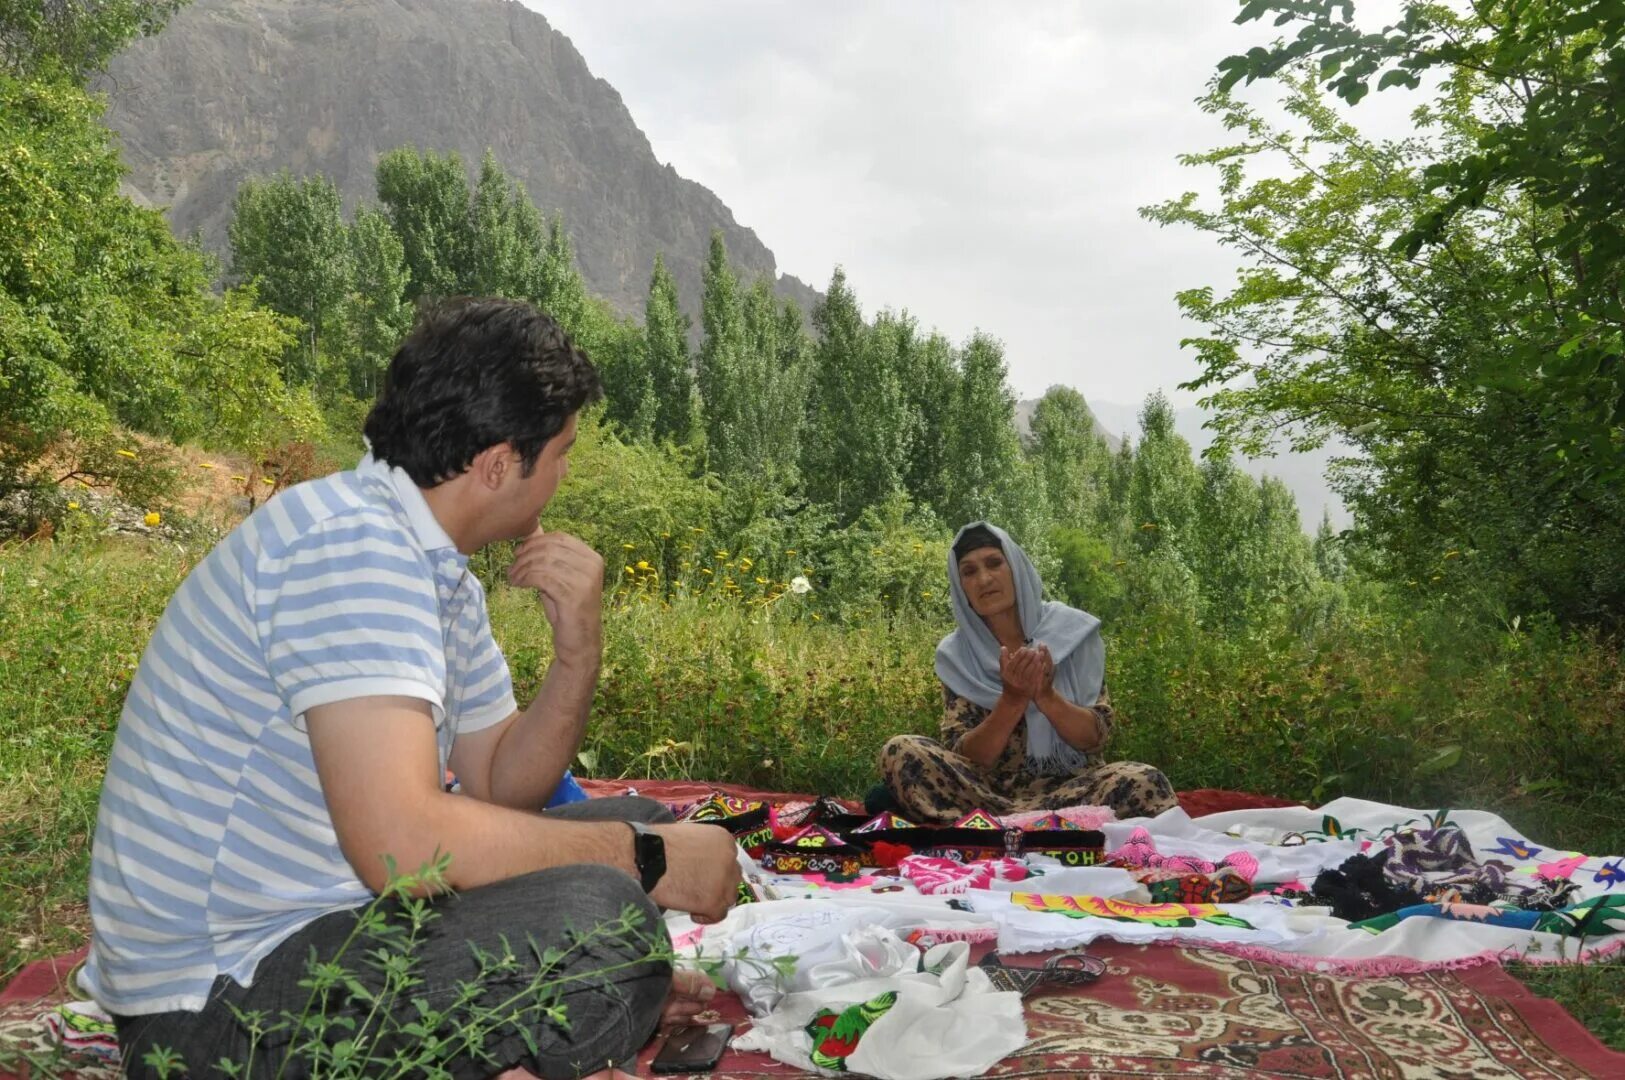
xmin=8 ymin=784 xmax=1618 ymax=1078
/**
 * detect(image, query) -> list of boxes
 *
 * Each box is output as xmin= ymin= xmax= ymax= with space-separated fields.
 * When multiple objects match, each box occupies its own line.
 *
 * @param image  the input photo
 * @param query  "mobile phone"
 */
xmin=651 ymin=1021 xmax=734 ymax=1074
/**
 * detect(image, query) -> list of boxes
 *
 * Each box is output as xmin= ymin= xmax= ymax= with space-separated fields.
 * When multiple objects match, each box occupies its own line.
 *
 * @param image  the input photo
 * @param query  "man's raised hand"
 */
xmin=507 ymin=530 xmax=605 ymax=666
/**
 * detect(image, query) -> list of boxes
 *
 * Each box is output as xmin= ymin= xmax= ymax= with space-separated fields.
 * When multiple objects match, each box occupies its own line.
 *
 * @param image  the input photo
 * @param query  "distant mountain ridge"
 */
xmin=99 ymin=0 xmax=821 ymax=324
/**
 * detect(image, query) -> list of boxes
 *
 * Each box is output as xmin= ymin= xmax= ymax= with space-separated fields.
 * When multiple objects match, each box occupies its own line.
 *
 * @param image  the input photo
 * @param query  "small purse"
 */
xmin=977 ymin=951 xmax=1105 ymax=997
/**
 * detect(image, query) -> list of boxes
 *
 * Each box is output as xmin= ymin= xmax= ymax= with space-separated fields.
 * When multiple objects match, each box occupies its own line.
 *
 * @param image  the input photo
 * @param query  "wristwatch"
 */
xmin=627 ymin=821 xmax=667 ymax=893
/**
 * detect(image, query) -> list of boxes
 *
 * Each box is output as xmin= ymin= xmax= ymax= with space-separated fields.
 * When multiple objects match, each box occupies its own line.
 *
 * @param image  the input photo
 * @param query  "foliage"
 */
xmin=0 ymin=0 xmax=185 ymax=80
xmin=1221 ymin=0 xmax=1625 ymax=486
xmin=1143 ymin=60 xmax=1625 ymax=625
xmin=1159 ymin=1 xmax=1625 ymax=625
xmin=0 ymin=71 xmax=313 ymax=511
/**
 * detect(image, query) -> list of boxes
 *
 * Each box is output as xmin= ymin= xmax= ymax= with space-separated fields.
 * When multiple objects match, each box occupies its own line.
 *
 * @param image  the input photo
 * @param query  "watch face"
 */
xmin=636 ymin=830 xmax=667 ymax=890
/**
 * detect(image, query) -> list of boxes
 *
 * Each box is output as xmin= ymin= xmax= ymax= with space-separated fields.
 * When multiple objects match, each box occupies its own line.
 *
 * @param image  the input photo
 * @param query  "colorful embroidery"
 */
xmin=806 ymin=991 xmax=899 ymax=1071
xmin=954 ymin=809 xmax=1002 ymax=830
xmin=1010 ymin=893 xmax=1256 ymax=931
xmin=1486 ymin=837 xmax=1544 ymax=861
xmin=853 ymin=812 xmax=917 ymax=833
xmin=1536 ymin=855 xmax=1587 ymax=881
xmin=1594 ymin=860 xmax=1624 ymax=890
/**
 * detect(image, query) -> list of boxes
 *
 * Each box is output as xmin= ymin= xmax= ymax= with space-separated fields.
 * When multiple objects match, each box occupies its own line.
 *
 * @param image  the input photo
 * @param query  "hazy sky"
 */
xmin=529 ymin=0 xmax=1415 ymax=416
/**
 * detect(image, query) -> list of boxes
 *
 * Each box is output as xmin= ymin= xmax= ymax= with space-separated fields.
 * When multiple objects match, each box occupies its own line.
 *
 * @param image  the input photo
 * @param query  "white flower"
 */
xmin=789 ymin=575 xmax=812 ymax=595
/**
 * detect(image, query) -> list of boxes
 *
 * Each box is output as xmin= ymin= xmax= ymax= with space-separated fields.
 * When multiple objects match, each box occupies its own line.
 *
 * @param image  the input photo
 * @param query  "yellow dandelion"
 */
xmin=231 ymin=474 xmax=247 ymax=482
xmin=144 ymin=511 xmax=161 ymax=526
xmin=922 ymin=590 xmax=934 ymax=598
xmin=622 ymin=543 xmax=635 ymax=550
xmin=715 ymin=551 xmax=729 ymax=559
xmin=624 ymin=566 xmax=636 ymax=575
xmin=785 ymin=549 xmax=797 ymax=555
xmin=661 ymin=532 xmax=671 ymax=539
xmin=739 ymin=557 xmax=754 ymax=571
xmin=701 ymin=568 xmax=713 ymax=576
xmin=67 ymin=501 xmax=80 ymax=510
xmin=690 ymin=526 xmax=705 ymax=533
xmin=755 ymin=576 xmax=768 ymax=585
xmin=116 ymin=449 xmax=137 ymax=459
xmin=261 ymin=477 xmax=275 ymax=486
xmin=198 ymin=462 xmax=216 ymax=470
xmin=812 ymin=614 xmax=821 ymax=622
xmin=637 ymin=560 xmax=651 ymax=570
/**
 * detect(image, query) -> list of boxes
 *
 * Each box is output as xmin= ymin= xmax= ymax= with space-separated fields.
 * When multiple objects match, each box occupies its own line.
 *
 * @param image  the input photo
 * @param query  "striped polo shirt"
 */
xmin=83 ymin=454 xmax=519 ymax=1015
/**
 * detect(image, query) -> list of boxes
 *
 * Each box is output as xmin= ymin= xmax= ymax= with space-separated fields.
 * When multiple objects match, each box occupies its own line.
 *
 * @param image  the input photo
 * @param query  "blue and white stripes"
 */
xmin=84 ymin=457 xmax=517 ymax=1015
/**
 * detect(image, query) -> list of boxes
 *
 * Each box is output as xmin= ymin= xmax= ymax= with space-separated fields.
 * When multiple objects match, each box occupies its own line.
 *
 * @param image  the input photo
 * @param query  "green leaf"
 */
xmin=1415 ymin=745 xmax=1463 ymax=777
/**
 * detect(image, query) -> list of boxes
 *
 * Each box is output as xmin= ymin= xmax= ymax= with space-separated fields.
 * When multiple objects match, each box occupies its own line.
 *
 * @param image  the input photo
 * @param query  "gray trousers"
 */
xmin=115 ymin=796 xmax=675 ymax=1080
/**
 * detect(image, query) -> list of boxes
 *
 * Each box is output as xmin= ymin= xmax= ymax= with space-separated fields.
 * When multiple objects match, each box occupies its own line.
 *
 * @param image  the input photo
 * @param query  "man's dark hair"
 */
xmin=363 ymin=298 xmax=602 ymax=487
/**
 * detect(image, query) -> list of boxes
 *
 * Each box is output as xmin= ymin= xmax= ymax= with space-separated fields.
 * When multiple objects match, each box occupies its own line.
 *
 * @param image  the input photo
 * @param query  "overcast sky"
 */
xmin=529 ymin=0 xmax=1413 ymax=418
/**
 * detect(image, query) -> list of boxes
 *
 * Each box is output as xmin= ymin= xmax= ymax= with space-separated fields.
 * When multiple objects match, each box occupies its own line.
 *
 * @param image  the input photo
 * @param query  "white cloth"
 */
xmin=969 ymin=891 xmax=1309 ymax=954
xmin=732 ymin=938 xmax=1027 ymax=1079
xmin=1105 ymin=806 xmax=1361 ymax=883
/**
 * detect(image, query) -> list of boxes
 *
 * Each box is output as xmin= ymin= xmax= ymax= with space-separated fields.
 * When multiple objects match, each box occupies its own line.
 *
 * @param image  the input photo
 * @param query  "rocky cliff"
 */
xmin=100 ymin=0 xmax=821 ymax=322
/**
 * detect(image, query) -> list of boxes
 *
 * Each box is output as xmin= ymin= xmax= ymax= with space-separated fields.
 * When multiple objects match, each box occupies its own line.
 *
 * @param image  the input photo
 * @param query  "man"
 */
xmin=87 ymin=298 xmax=742 ymax=1079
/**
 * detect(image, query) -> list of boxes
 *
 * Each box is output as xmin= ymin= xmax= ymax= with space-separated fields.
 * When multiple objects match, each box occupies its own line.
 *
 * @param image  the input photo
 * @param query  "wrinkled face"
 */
xmin=957 ymin=545 xmax=1016 ymax=619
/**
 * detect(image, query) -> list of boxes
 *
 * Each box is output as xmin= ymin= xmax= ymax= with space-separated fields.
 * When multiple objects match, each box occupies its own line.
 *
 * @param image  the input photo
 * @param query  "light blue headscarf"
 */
xmin=934 ymin=521 xmax=1104 ymax=776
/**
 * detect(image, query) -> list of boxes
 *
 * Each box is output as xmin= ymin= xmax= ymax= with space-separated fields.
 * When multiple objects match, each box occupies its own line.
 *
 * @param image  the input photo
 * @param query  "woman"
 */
xmin=879 ymin=521 xmax=1177 ymax=823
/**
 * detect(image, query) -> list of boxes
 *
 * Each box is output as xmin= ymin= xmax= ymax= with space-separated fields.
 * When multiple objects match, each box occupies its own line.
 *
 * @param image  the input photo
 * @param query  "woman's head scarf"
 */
xmin=935 ymin=521 xmax=1103 ymax=774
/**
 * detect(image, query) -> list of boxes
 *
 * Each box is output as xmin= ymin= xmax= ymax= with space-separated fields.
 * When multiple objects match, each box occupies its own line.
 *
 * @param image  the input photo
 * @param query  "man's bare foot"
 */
xmin=660 ymin=966 xmax=719 ymax=1028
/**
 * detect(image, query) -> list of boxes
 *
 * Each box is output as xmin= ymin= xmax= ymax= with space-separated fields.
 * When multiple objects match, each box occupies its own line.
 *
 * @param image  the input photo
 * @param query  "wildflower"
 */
xmin=755 ymin=576 xmax=768 ymax=585
xmin=1445 ymin=550 xmax=1461 ymax=560
xmin=785 ymin=549 xmax=797 ymax=555
xmin=690 ymin=526 xmax=705 ymax=533
xmin=812 ymin=614 xmax=821 ymax=622
xmin=922 ymin=590 xmax=933 ymax=599
xmin=715 ymin=551 xmax=729 ymax=559
xmin=231 ymin=474 xmax=247 ymax=482
xmin=67 ymin=501 xmax=80 ymax=511
xmin=261 ymin=477 xmax=275 ymax=486
xmin=661 ymin=532 xmax=671 ymax=539
xmin=116 ymin=449 xmax=137 ymax=459
xmin=739 ymin=557 xmax=754 ymax=571
xmin=144 ymin=511 xmax=161 ymax=527
xmin=198 ymin=462 xmax=216 ymax=470
xmin=789 ymin=575 xmax=812 ymax=595
xmin=623 ymin=543 xmax=636 ymax=550
xmin=625 ymin=566 xmax=635 ymax=575
xmin=701 ymin=568 xmax=713 ymax=576
xmin=637 ymin=560 xmax=651 ymax=570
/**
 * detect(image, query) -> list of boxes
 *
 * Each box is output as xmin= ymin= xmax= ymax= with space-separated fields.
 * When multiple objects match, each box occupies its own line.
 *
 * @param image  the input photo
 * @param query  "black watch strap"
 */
xmin=627 ymin=821 xmax=666 ymax=893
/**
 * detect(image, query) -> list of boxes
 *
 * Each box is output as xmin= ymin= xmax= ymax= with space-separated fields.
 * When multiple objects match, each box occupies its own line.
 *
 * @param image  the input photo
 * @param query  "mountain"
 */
xmin=98 ymin=0 xmax=821 ymax=324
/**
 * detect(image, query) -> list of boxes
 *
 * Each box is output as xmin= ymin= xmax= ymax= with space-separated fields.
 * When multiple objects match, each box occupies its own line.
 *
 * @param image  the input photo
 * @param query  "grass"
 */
xmin=1 ymin=534 xmax=1621 ymax=1049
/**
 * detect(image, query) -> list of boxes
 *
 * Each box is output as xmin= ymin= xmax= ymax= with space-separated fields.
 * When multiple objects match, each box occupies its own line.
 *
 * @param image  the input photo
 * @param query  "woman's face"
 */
xmin=957 ymin=546 xmax=1016 ymax=619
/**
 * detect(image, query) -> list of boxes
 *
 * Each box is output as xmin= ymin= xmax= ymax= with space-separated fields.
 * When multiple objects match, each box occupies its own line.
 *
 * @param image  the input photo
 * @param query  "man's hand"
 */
xmin=647 ymin=823 xmax=743 ymax=924
xmin=507 ymin=530 xmax=604 ymax=666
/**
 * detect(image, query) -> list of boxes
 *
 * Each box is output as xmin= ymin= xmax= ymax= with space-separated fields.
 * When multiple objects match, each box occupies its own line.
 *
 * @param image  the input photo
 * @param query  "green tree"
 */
xmin=940 ymin=331 xmax=1027 ymax=530
xmin=1127 ymin=393 xmax=1200 ymax=560
xmin=1 ymin=0 xmax=185 ymax=79
xmin=342 ymin=206 xmax=411 ymax=398
xmin=896 ymin=329 xmax=957 ymax=519
xmin=696 ymin=232 xmax=749 ymax=476
xmin=375 ymin=147 xmax=472 ymax=301
xmin=644 ymin=254 xmax=694 ymax=444
xmin=802 ymin=269 xmax=910 ymax=522
xmin=1030 ymin=385 xmax=1112 ymax=528
xmin=1220 ymin=0 xmax=1625 ymax=483
xmin=1 ymin=72 xmax=313 ymax=505
xmin=1143 ymin=61 xmax=1625 ymax=623
xmin=466 ymin=150 xmax=538 ymax=300
xmin=228 ymin=170 xmax=354 ymax=384
xmin=535 ymin=212 xmax=587 ymax=334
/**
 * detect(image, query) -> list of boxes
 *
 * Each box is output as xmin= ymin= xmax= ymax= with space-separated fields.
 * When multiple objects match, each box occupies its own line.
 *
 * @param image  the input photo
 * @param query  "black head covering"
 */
xmin=952 ymin=523 xmax=1004 ymax=563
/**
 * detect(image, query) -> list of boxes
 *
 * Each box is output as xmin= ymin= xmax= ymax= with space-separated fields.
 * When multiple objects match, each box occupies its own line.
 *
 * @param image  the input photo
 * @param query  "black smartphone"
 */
xmin=650 ymin=1021 xmax=734 ymax=1074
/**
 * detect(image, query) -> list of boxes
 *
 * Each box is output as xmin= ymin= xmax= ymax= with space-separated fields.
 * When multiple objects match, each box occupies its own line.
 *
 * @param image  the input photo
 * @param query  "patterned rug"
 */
xmin=6 ymin=942 xmax=1622 ymax=1078
xmin=632 ymin=941 xmax=1625 ymax=1078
